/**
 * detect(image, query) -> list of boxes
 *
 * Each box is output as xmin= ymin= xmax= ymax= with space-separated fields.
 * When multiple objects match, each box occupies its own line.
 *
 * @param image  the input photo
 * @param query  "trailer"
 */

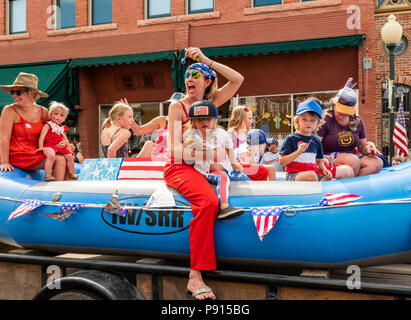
xmin=0 ymin=244 xmax=410 ymax=301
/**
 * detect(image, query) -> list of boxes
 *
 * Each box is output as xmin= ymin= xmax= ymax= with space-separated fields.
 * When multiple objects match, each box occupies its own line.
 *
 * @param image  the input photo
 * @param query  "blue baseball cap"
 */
xmin=247 ymin=129 xmax=267 ymax=145
xmin=188 ymin=100 xmax=219 ymax=119
xmin=296 ymin=100 xmax=323 ymax=119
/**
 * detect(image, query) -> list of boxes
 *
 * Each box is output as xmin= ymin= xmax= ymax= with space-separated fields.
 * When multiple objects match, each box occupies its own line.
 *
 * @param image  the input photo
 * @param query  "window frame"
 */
xmin=7 ymin=0 xmax=27 ymax=34
xmin=145 ymin=0 xmax=171 ymax=19
xmin=187 ymin=0 xmax=214 ymax=14
xmin=252 ymin=0 xmax=282 ymax=7
xmin=52 ymin=0 xmax=76 ymax=30
xmin=89 ymin=0 xmax=112 ymax=26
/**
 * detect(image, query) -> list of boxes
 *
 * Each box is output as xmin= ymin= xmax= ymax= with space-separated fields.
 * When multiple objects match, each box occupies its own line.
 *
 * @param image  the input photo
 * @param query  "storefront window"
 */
xmin=230 ymin=91 xmax=338 ymax=144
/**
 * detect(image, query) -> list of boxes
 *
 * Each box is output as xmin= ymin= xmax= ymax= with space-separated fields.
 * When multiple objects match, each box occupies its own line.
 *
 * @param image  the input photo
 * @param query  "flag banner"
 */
xmin=104 ymin=190 xmax=128 ymax=217
xmin=117 ymin=158 xmax=165 ymax=180
xmin=8 ymin=199 xmax=45 ymax=221
xmin=319 ymin=193 xmax=362 ymax=206
xmin=79 ymin=158 xmax=123 ymax=181
xmin=251 ymin=206 xmax=283 ymax=241
xmin=41 ymin=203 xmax=84 ymax=221
xmin=393 ymin=100 xmax=409 ymax=158
xmin=78 ymin=158 xmax=165 ymax=181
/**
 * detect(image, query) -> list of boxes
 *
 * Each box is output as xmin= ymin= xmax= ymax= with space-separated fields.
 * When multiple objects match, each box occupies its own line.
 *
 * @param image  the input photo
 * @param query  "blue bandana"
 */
xmin=187 ymin=63 xmax=216 ymax=84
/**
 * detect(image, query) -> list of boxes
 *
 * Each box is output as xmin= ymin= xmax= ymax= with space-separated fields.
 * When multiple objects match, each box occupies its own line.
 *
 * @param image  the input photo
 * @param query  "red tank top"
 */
xmin=5 ymin=106 xmax=46 ymax=170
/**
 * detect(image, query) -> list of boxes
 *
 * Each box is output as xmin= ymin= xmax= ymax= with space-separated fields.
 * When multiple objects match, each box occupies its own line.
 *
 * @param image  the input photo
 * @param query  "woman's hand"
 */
xmin=185 ymin=47 xmax=212 ymax=66
xmin=322 ymin=168 xmax=333 ymax=179
xmin=120 ymin=98 xmax=129 ymax=105
xmin=0 ymin=163 xmax=14 ymax=172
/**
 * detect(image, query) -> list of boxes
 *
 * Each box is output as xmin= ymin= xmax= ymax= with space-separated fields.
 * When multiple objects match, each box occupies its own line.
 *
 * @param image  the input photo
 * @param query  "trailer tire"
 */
xmin=34 ymin=270 xmax=143 ymax=300
xmin=49 ymin=289 xmax=102 ymax=300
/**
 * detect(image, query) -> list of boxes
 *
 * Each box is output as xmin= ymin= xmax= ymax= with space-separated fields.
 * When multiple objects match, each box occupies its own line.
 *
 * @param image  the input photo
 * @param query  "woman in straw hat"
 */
xmin=0 ymin=72 xmax=67 ymax=180
xmin=317 ymin=79 xmax=383 ymax=176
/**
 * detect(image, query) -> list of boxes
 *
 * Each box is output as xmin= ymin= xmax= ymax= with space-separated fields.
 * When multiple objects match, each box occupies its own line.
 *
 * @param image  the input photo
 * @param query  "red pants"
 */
xmin=241 ymin=163 xmax=269 ymax=181
xmin=164 ymin=163 xmax=219 ymax=270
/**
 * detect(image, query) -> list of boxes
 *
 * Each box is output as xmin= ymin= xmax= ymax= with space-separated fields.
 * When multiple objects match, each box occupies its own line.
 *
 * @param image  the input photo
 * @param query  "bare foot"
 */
xmin=187 ymin=270 xmax=216 ymax=300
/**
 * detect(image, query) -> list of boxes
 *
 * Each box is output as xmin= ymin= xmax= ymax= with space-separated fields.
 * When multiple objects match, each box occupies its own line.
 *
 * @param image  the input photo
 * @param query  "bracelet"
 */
xmin=208 ymin=60 xmax=213 ymax=68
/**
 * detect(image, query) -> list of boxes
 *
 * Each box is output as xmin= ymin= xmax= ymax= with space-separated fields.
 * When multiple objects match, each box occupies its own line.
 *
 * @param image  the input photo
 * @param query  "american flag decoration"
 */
xmin=251 ymin=206 xmax=283 ymax=241
xmin=319 ymin=193 xmax=362 ymax=206
xmin=117 ymin=158 xmax=165 ymax=180
xmin=8 ymin=199 xmax=45 ymax=221
xmin=79 ymin=158 xmax=165 ymax=181
xmin=393 ymin=99 xmax=409 ymax=158
xmin=41 ymin=203 xmax=84 ymax=221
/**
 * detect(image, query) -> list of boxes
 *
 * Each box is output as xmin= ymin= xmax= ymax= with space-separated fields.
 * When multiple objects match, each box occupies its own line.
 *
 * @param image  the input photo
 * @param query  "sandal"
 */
xmin=187 ymin=286 xmax=216 ymax=300
xmin=217 ymin=206 xmax=244 ymax=220
xmin=44 ymin=174 xmax=56 ymax=182
xmin=69 ymin=173 xmax=78 ymax=180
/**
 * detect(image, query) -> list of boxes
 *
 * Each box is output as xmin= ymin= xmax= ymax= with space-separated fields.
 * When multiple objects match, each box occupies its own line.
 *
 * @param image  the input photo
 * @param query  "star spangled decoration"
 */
xmin=41 ymin=203 xmax=84 ymax=221
xmin=7 ymin=199 xmax=45 ymax=221
xmin=104 ymin=190 xmax=128 ymax=217
xmin=78 ymin=158 xmax=123 ymax=181
xmin=251 ymin=206 xmax=283 ymax=241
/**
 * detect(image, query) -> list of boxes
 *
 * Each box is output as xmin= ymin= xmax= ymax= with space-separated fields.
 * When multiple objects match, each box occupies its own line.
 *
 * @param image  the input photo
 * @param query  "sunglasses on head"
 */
xmin=184 ymin=70 xmax=202 ymax=80
xmin=10 ymin=89 xmax=29 ymax=96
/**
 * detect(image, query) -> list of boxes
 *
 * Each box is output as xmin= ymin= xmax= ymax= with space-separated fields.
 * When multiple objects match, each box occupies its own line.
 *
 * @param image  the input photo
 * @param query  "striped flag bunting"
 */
xmin=319 ymin=193 xmax=362 ymax=206
xmin=78 ymin=158 xmax=166 ymax=181
xmin=118 ymin=158 xmax=165 ymax=180
xmin=8 ymin=199 xmax=45 ymax=221
xmin=393 ymin=100 xmax=408 ymax=158
xmin=251 ymin=206 xmax=283 ymax=241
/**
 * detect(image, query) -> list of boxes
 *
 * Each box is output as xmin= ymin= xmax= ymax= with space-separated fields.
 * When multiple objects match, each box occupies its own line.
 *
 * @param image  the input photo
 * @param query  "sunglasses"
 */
xmin=10 ymin=89 xmax=29 ymax=96
xmin=184 ymin=70 xmax=202 ymax=80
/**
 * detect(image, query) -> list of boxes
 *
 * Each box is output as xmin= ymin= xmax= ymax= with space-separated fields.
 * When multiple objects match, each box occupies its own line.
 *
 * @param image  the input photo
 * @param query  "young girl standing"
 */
xmin=38 ymin=101 xmax=77 ymax=181
xmin=183 ymin=100 xmax=247 ymax=219
xmin=101 ymin=102 xmax=133 ymax=158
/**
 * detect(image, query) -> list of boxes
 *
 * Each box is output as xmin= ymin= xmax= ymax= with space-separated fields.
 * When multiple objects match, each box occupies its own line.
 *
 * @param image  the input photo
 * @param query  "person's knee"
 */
xmin=54 ymin=155 xmax=66 ymax=167
xmin=338 ymin=165 xmax=354 ymax=179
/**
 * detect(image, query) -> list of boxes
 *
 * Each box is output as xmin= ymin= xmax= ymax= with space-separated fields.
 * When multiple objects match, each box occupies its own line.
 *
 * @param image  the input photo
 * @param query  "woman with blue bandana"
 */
xmin=164 ymin=47 xmax=244 ymax=300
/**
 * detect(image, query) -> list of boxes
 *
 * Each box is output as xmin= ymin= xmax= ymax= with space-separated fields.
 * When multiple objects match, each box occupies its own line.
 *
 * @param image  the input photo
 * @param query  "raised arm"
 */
xmin=185 ymin=47 xmax=244 ymax=107
xmin=131 ymin=116 xmax=167 ymax=136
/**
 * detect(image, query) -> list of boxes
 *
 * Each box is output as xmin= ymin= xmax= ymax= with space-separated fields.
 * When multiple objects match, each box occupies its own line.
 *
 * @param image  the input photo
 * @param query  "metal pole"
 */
xmin=387 ymin=44 xmax=396 ymax=161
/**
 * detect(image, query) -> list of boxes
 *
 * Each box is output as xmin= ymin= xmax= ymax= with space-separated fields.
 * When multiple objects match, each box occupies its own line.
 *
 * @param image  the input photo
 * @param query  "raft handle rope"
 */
xmin=1 ymin=195 xmax=411 ymax=215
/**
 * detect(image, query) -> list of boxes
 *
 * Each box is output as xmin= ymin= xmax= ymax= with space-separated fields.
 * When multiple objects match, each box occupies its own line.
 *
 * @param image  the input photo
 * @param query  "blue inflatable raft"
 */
xmin=0 ymin=159 xmax=410 ymax=269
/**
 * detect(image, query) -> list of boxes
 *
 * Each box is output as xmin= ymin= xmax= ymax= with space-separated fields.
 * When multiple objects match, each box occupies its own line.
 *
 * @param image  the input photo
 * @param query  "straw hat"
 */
xmin=0 ymin=72 xmax=48 ymax=98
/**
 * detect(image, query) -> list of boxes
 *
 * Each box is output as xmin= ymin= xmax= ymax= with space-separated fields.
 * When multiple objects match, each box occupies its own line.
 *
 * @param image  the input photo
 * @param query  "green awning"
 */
xmin=0 ymin=60 xmax=78 ymax=114
xmin=202 ymin=35 xmax=364 ymax=58
xmin=70 ymin=50 xmax=176 ymax=68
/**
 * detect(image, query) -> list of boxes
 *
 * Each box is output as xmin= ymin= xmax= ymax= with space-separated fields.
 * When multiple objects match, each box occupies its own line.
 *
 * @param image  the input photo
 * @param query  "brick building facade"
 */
xmin=0 ymin=0 xmax=379 ymax=158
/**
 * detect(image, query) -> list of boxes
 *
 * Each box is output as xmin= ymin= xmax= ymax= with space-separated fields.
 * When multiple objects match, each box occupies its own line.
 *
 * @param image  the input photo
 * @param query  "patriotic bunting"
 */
xmin=319 ymin=193 xmax=362 ymax=206
xmin=251 ymin=206 xmax=283 ymax=241
xmin=104 ymin=190 xmax=128 ymax=217
xmin=8 ymin=199 xmax=44 ymax=221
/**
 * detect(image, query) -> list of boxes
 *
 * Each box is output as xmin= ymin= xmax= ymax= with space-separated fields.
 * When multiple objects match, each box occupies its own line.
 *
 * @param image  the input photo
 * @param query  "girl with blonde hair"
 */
xmin=38 ymin=101 xmax=77 ymax=181
xmin=101 ymin=102 xmax=133 ymax=158
xmin=227 ymin=106 xmax=275 ymax=180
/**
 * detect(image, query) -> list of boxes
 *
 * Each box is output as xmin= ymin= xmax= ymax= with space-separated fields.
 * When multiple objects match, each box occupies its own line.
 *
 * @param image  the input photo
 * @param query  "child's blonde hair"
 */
xmin=293 ymin=112 xmax=324 ymax=133
xmin=49 ymin=101 xmax=69 ymax=120
xmin=228 ymin=105 xmax=251 ymax=130
xmin=101 ymin=102 xmax=133 ymax=130
xmin=183 ymin=118 xmax=218 ymax=144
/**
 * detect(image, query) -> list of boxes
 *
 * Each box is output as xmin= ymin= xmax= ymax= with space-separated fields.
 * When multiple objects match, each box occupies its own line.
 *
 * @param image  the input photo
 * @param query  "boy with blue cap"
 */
xmin=279 ymin=99 xmax=332 ymax=181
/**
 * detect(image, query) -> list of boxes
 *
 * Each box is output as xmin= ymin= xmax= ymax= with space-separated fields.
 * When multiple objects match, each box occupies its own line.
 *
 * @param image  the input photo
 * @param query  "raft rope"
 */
xmin=1 ymin=195 xmax=411 ymax=214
